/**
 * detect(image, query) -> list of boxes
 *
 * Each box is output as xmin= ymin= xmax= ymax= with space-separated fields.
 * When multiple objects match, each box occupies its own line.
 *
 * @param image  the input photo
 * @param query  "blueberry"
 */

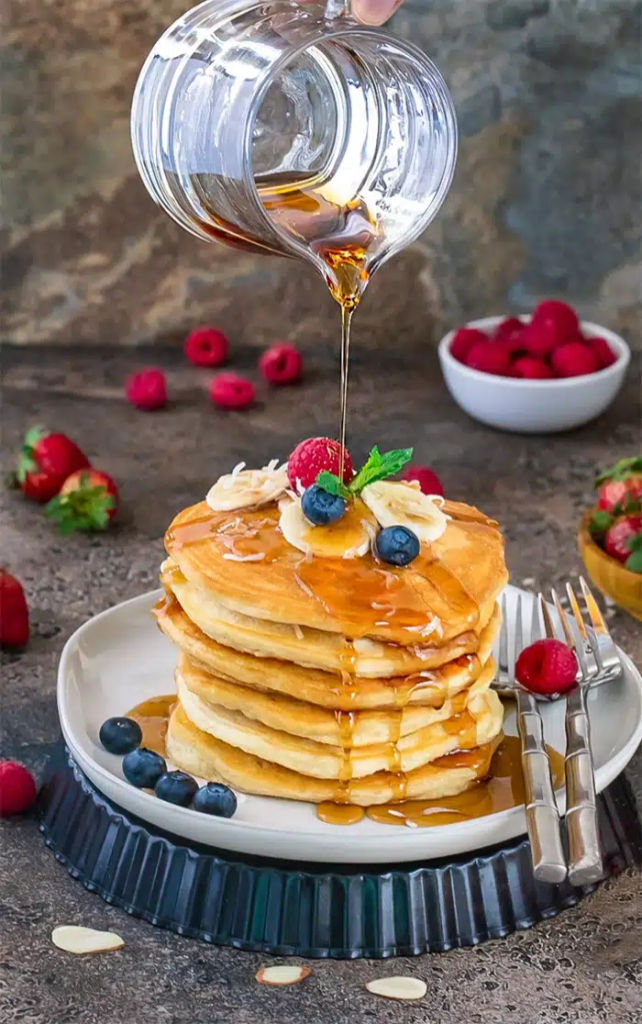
xmin=99 ymin=716 xmax=143 ymax=755
xmin=155 ymin=771 xmax=199 ymax=807
xmin=301 ymin=485 xmax=346 ymax=526
xmin=193 ymin=782 xmax=238 ymax=818
xmin=375 ymin=525 xmax=420 ymax=567
xmin=122 ymin=747 xmax=167 ymax=789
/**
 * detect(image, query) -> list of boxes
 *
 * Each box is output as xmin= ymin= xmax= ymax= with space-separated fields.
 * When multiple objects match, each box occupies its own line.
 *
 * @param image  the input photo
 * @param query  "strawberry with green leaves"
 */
xmin=595 ymin=456 xmax=642 ymax=516
xmin=45 ymin=470 xmax=118 ymax=534
xmin=13 ymin=426 xmax=89 ymax=503
xmin=604 ymin=514 xmax=642 ymax=573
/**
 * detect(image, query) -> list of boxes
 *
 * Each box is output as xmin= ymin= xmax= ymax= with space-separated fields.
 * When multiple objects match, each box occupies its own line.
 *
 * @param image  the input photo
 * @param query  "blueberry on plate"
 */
xmin=99 ymin=716 xmax=143 ymax=755
xmin=375 ymin=525 xmax=420 ymax=567
xmin=122 ymin=747 xmax=167 ymax=789
xmin=155 ymin=770 xmax=199 ymax=807
xmin=301 ymin=485 xmax=346 ymax=527
xmin=193 ymin=782 xmax=238 ymax=818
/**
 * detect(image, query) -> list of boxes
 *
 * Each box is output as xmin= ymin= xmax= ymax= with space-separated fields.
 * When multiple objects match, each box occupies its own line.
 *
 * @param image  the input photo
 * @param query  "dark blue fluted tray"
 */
xmin=38 ymin=746 xmax=642 ymax=959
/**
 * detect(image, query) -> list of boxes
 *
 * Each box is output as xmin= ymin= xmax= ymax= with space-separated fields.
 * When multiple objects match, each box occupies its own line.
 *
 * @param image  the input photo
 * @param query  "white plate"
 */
xmin=57 ymin=585 xmax=642 ymax=864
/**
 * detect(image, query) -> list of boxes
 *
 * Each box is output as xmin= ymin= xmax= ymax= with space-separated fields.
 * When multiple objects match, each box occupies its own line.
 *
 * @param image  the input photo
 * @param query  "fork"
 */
xmin=550 ymin=578 xmax=621 ymax=886
xmin=497 ymin=592 xmax=567 ymax=884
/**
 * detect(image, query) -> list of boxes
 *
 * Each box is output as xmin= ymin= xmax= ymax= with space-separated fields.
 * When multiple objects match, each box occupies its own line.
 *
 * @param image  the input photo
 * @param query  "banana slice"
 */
xmin=361 ymin=481 xmax=449 ymax=543
xmin=206 ymin=461 xmax=289 ymax=512
xmin=279 ymin=497 xmax=376 ymax=558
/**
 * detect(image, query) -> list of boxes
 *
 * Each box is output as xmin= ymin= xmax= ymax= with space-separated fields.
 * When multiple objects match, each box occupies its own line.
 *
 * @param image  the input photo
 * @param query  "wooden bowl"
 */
xmin=578 ymin=511 xmax=642 ymax=620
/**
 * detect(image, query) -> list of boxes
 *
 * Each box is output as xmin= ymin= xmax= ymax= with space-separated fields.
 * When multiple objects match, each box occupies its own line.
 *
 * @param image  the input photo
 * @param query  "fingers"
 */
xmin=351 ymin=0 xmax=402 ymax=25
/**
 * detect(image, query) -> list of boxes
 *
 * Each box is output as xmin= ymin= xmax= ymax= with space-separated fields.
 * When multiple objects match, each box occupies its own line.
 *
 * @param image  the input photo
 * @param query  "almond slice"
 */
xmin=51 ymin=925 xmax=124 ymax=955
xmin=256 ymin=965 xmax=311 ymax=987
xmin=365 ymin=976 xmax=427 ymax=1001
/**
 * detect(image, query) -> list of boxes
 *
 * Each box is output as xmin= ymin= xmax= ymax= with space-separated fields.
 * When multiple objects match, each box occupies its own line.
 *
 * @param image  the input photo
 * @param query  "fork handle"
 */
xmin=516 ymin=689 xmax=567 ymax=884
xmin=565 ymin=685 xmax=603 ymax=887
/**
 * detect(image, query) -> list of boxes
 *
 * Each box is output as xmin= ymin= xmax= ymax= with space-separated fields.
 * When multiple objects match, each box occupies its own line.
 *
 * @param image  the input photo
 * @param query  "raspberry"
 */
xmin=494 ymin=317 xmax=525 ymax=350
xmin=465 ymin=341 xmax=511 ymax=376
xmin=125 ymin=367 xmax=167 ymax=411
xmin=184 ymin=327 xmax=228 ymax=368
xmin=259 ymin=343 xmax=303 ymax=385
xmin=402 ymin=465 xmax=444 ymax=496
xmin=520 ymin=320 xmax=558 ymax=359
xmin=584 ymin=336 xmax=616 ymax=370
xmin=509 ymin=356 xmax=554 ymax=380
xmin=0 ymin=761 xmax=37 ymax=817
xmin=530 ymin=299 xmax=579 ymax=345
xmin=287 ymin=437 xmax=353 ymax=491
xmin=209 ymin=372 xmax=255 ymax=410
xmin=449 ymin=328 xmax=488 ymax=364
xmin=515 ymin=639 xmax=578 ymax=696
xmin=551 ymin=341 xmax=599 ymax=378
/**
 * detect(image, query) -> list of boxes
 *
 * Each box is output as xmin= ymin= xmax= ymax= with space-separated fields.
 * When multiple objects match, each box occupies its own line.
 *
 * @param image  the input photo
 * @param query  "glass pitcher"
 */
xmin=131 ymin=0 xmax=458 ymax=307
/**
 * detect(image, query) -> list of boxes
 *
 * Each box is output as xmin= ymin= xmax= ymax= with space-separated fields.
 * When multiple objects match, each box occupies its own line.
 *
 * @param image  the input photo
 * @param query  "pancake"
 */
xmin=175 ymin=673 xmax=504 ymax=779
xmin=167 ymin=703 xmax=503 ymax=805
xmin=176 ymin=652 xmax=497 ymax=746
xmin=164 ymin=500 xmax=508 ymax=645
xmin=159 ymin=561 xmax=501 ymax=677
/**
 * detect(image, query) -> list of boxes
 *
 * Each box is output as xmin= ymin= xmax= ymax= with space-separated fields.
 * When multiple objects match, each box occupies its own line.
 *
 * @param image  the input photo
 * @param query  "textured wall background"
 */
xmin=1 ymin=0 xmax=640 ymax=349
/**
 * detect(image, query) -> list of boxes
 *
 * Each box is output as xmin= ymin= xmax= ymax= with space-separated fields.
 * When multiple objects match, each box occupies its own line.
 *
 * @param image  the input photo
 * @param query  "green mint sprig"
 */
xmin=316 ymin=445 xmax=413 ymax=500
xmin=595 ymin=456 xmax=642 ymax=487
xmin=588 ymin=510 xmax=613 ymax=542
xmin=625 ymin=534 xmax=642 ymax=574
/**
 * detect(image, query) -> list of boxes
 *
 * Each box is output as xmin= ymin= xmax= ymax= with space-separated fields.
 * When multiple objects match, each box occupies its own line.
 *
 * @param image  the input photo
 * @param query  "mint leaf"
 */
xmin=349 ymin=446 xmax=413 ymax=495
xmin=627 ymin=533 xmax=642 ymax=553
xmin=315 ymin=472 xmax=352 ymax=500
xmin=589 ymin=510 xmax=612 ymax=541
xmin=595 ymin=456 xmax=642 ymax=487
xmin=625 ymin=549 xmax=642 ymax=573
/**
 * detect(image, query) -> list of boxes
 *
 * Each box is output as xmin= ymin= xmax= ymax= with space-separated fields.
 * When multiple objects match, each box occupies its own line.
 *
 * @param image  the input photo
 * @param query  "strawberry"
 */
xmin=125 ymin=368 xmax=167 ymax=411
xmin=209 ymin=373 xmax=255 ymax=410
xmin=401 ymin=465 xmax=444 ymax=496
xmin=465 ymin=340 xmax=511 ymax=376
xmin=509 ymin=356 xmax=554 ymax=379
xmin=551 ymin=341 xmax=599 ymax=378
xmin=0 ymin=761 xmax=37 ymax=817
xmin=287 ymin=438 xmax=353 ymax=491
xmin=184 ymin=327 xmax=228 ymax=368
xmin=530 ymin=299 xmax=579 ymax=345
xmin=584 ymin=336 xmax=616 ymax=370
xmin=449 ymin=328 xmax=488 ymax=364
xmin=0 ymin=571 xmax=29 ymax=648
xmin=15 ymin=426 xmax=89 ymax=504
xmin=604 ymin=514 xmax=642 ymax=565
xmin=595 ymin=457 xmax=642 ymax=515
xmin=45 ymin=470 xmax=118 ymax=534
xmin=515 ymin=638 xmax=578 ymax=696
xmin=259 ymin=343 xmax=303 ymax=385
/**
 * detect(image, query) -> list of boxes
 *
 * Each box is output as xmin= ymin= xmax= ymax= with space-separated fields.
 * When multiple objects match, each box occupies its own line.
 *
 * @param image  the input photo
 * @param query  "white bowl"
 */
xmin=438 ymin=315 xmax=631 ymax=434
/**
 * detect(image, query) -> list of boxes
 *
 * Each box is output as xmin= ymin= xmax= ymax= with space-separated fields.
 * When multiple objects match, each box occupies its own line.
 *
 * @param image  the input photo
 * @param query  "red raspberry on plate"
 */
xmin=551 ymin=341 xmax=599 ymax=378
xmin=494 ymin=317 xmax=525 ymax=349
xmin=401 ymin=465 xmax=444 ymax=496
xmin=209 ymin=372 xmax=255 ymax=410
xmin=0 ymin=761 xmax=37 ymax=817
xmin=259 ymin=343 xmax=303 ymax=385
xmin=449 ymin=328 xmax=488 ymax=364
xmin=287 ymin=437 xmax=353 ymax=491
xmin=465 ymin=340 xmax=511 ymax=376
xmin=184 ymin=327 xmax=228 ymax=368
xmin=515 ymin=639 xmax=578 ymax=696
xmin=509 ymin=356 xmax=554 ymax=380
xmin=530 ymin=299 xmax=579 ymax=345
xmin=125 ymin=368 xmax=167 ymax=411
xmin=584 ymin=336 xmax=616 ymax=370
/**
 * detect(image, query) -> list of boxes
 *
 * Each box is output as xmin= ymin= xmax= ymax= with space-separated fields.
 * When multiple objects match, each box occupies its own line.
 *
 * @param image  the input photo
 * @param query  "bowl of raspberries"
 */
xmin=438 ymin=300 xmax=630 ymax=433
xmin=579 ymin=457 xmax=642 ymax=621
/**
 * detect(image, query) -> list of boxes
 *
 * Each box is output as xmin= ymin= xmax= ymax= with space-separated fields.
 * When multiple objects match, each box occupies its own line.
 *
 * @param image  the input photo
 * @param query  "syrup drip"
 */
xmin=126 ymin=695 xmax=176 ymax=757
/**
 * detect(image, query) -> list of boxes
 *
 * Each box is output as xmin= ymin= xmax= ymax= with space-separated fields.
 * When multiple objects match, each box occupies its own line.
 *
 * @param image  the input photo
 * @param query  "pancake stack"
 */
xmin=154 ymin=462 xmax=508 ymax=811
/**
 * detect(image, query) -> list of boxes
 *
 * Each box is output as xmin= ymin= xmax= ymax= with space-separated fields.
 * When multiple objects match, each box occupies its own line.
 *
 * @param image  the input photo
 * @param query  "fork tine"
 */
xmin=579 ymin=577 xmax=608 ymax=635
xmin=499 ymin=593 xmax=509 ymax=674
xmin=551 ymin=588 xmax=574 ymax=646
xmin=566 ymin=582 xmax=588 ymax=642
xmin=514 ymin=593 xmax=523 ymax=676
xmin=530 ymin=590 xmax=542 ymax=642
xmin=565 ymin=583 xmax=591 ymax=680
xmin=539 ymin=594 xmax=557 ymax=640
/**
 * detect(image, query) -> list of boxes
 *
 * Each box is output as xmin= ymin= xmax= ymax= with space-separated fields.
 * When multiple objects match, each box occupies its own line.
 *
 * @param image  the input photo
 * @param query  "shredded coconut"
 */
xmin=294 ymin=575 xmax=314 ymax=598
xmin=222 ymin=552 xmax=266 ymax=562
xmin=375 ymin=621 xmax=390 ymax=627
xmin=231 ymin=462 xmax=246 ymax=479
xmin=293 ymin=623 xmax=304 ymax=640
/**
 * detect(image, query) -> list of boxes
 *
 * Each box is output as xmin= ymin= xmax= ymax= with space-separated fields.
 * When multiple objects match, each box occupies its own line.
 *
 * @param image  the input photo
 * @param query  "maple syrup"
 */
xmin=126 ymin=695 xmax=177 ymax=757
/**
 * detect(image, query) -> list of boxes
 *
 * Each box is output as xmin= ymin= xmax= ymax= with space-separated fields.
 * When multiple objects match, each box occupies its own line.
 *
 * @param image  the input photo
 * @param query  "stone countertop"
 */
xmin=1 ymin=344 xmax=641 ymax=1024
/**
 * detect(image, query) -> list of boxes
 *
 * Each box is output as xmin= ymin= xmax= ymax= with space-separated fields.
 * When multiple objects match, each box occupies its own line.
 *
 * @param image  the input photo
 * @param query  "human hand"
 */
xmin=352 ymin=0 xmax=402 ymax=25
